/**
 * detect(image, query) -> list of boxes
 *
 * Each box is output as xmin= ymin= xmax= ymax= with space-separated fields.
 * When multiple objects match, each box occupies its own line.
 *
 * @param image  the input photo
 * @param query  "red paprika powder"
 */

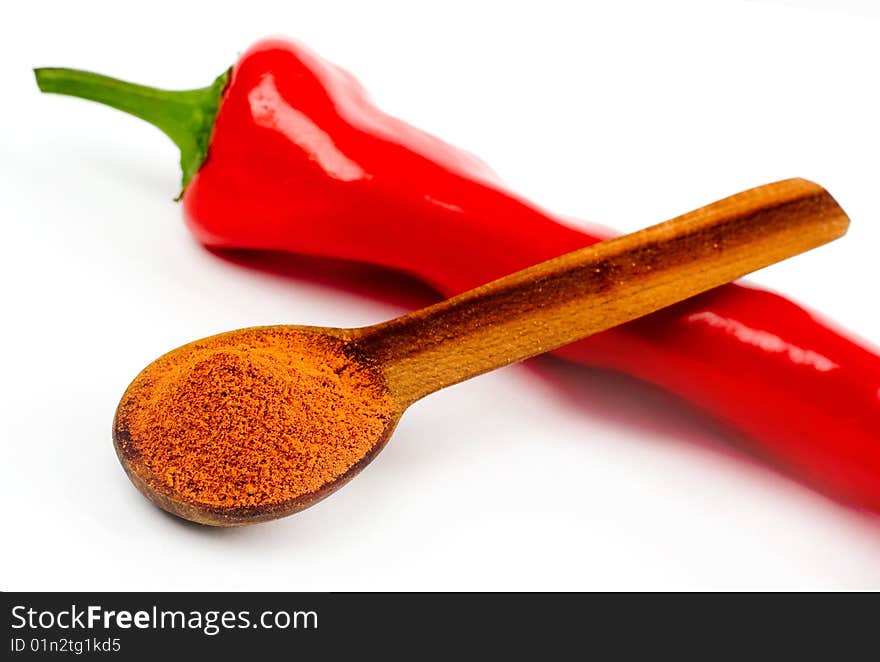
xmin=115 ymin=327 xmax=393 ymax=513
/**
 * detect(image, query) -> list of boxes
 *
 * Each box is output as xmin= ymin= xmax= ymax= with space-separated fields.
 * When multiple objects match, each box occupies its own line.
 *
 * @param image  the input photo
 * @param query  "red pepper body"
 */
xmin=182 ymin=39 xmax=880 ymax=510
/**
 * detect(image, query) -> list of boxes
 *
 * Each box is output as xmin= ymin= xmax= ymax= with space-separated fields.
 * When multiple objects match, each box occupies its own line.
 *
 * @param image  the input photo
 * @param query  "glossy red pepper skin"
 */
xmin=72 ymin=38 xmax=874 ymax=511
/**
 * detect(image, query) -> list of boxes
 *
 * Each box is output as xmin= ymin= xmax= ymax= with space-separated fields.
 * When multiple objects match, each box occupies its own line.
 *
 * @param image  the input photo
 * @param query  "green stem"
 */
xmin=34 ymin=66 xmax=231 ymax=194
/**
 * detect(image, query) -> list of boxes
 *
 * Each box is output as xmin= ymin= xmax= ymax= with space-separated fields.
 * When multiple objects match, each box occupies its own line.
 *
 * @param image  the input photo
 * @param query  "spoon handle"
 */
xmin=355 ymin=178 xmax=849 ymax=404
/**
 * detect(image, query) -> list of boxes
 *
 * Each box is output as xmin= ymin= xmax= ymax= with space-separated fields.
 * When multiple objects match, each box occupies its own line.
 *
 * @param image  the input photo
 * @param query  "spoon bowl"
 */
xmin=113 ymin=325 xmax=402 ymax=526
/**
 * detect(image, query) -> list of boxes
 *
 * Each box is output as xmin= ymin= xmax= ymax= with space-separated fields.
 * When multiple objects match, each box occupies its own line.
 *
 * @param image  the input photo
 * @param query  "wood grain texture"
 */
xmin=354 ymin=178 xmax=849 ymax=405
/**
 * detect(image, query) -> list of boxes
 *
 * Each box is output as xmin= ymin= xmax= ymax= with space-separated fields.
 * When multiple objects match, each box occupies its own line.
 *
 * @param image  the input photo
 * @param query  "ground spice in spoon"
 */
xmin=115 ymin=328 xmax=394 ymax=510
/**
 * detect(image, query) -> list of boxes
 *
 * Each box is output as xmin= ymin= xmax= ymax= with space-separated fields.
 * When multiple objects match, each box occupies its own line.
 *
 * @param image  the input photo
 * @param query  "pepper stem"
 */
xmin=34 ymin=66 xmax=231 ymax=194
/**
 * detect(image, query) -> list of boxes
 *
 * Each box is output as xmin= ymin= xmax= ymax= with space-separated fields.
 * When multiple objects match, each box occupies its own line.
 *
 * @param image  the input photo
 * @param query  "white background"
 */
xmin=2 ymin=0 xmax=880 ymax=590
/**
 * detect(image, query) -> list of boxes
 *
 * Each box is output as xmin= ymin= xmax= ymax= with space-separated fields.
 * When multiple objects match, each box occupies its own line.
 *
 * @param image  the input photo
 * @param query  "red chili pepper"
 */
xmin=35 ymin=38 xmax=880 ymax=511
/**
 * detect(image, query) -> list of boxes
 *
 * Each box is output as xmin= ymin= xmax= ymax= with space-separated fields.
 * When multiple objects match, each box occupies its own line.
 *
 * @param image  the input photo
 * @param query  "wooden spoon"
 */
xmin=113 ymin=178 xmax=849 ymax=525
